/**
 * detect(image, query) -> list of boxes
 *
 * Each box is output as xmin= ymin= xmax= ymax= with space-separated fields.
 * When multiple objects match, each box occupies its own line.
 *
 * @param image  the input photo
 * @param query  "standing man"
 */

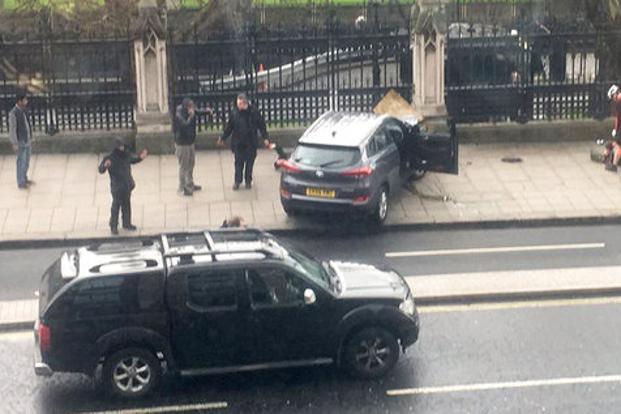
xmin=8 ymin=91 xmax=34 ymax=189
xmin=174 ymin=98 xmax=212 ymax=196
xmin=218 ymin=93 xmax=270 ymax=190
xmin=98 ymin=137 xmax=148 ymax=235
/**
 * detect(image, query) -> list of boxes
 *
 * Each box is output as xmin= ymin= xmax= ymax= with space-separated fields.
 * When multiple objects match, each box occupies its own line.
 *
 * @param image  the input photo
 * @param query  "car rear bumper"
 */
xmin=281 ymin=195 xmax=374 ymax=214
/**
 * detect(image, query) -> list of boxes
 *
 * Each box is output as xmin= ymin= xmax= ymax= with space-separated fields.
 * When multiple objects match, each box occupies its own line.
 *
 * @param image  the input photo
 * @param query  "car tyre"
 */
xmin=102 ymin=347 xmax=161 ymax=399
xmin=409 ymin=169 xmax=426 ymax=181
xmin=372 ymin=187 xmax=389 ymax=224
xmin=283 ymin=205 xmax=299 ymax=216
xmin=344 ymin=327 xmax=399 ymax=379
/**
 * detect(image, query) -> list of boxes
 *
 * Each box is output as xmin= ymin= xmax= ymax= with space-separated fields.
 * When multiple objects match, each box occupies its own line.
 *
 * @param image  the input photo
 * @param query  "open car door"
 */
xmin=402 ymin=118 xmax=458 ymax=175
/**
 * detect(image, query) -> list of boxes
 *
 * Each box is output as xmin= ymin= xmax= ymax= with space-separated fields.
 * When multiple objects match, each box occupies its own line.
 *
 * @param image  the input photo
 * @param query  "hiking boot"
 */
xmin=123 ymin=224 xmax=137 ymax=231
xmin=110 ymin=227 xmax=119 ymax=235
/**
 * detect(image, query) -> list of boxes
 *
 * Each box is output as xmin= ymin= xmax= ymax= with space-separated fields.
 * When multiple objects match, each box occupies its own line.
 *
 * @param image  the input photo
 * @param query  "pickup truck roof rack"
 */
xmin=160 ymin=228 xmax=284 ymax=264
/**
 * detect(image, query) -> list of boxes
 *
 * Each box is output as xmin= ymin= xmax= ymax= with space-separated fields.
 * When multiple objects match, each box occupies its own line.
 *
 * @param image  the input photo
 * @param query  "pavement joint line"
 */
xmin=386 ymin=374 xmax=621 ymax=396
xmin=385 ymin=242 xmax=606 ymax=258
xmin=78 ymin=401 xmax=228 ymax=414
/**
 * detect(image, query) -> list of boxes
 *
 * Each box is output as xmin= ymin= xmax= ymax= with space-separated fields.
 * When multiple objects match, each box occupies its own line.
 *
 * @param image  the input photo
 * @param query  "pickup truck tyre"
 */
xmin=344 ymin=327 xmax=399 ymax=379
xmin=103 ymin=347 xmax=161 ymax=399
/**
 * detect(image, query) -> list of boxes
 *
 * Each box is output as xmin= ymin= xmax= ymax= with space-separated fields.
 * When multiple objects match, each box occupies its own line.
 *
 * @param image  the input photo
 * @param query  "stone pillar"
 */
xmin=134 ymin=27 xmax=169 ymax=114
xmin=411 ymin=0 xmax=449 ymax=119
xmin=132 ymin=1 xmax=174 ymax=154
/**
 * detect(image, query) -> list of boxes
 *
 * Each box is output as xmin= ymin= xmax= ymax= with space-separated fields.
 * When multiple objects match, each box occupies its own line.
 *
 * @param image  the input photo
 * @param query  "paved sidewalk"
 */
xmin=0 ymin=141 xmax=620 ymax=242
xmin=5 ymin=265 xmax=621 ymax=330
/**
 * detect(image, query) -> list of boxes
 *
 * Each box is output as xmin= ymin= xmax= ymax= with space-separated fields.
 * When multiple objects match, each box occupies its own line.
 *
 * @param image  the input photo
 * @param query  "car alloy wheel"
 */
xmin=103 ymin=348 xmax=160 ymax=399
xmin=345 ymin=327 xmax=399 ymax=379
xmin=114 ymin=356 xmax=151 ymax=394
xmin=375 ymin=188 xmax=389 ymax=223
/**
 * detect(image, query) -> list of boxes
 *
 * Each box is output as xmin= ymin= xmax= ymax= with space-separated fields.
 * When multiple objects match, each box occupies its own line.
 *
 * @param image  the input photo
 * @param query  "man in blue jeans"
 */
xmin=8 ymin=91 xmax=34 ymax=189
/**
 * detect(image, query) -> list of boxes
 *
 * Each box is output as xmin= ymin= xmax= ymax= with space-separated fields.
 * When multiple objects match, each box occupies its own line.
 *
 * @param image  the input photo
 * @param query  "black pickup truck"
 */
xmin=34 ymin=229 xmax=420 ymax=399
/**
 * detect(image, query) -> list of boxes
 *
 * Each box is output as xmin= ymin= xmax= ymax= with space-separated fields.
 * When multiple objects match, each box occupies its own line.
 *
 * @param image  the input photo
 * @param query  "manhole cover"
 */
xmin=501 ymin=157 xmax=523 ymax=163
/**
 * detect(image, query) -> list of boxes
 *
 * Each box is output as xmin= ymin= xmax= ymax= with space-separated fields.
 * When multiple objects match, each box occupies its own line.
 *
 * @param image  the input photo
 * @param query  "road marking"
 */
xmin=385 ymin=242 xmax=605 ymax=258
xmin=0 ymin=330 xmax=32 ymax=341
xmin=387 ymin=374 xmax=621 ymax=397
xmin=81 ymin=402 xmax=228 ymax=414
xmin=418 ymin=296 xmax=621 ymax=313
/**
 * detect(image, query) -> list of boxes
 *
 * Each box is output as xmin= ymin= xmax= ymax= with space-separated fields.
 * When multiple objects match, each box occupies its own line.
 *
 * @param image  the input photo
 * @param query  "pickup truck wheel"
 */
xmin=344 ymin=327 xmax=399 ymax=379
xmin=103 ymin=348 xmax=161 ymax=399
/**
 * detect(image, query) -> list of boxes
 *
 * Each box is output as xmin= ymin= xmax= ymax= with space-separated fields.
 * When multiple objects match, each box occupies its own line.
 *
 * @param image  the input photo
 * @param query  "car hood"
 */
xmin=330 ymin=261 xmax=409 ymax=299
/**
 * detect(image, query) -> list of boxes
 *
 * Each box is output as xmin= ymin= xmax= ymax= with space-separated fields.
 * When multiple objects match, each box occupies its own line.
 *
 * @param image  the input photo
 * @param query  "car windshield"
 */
xmin=293 ymin=145 xmax=361 ymax=168
xmin=273 ymin=239 xmax=331 ymax=291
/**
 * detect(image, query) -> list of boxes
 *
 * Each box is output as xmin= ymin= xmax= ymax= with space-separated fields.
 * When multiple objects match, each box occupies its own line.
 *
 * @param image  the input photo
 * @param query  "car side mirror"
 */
xmin=304 ymin=288 xmax=317 ymax=305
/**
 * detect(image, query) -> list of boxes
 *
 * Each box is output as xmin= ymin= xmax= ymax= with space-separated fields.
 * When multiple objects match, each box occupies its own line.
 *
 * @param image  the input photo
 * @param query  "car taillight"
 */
xmin=39 ymin=322 xmax=51 ymax=353
xmin=280 ymin=188 xmax=292 ymax=199
xmin=341 ymin=166 xmax=374 ymax=178
xmin=276 ymin=159 xmax=302 ymax=173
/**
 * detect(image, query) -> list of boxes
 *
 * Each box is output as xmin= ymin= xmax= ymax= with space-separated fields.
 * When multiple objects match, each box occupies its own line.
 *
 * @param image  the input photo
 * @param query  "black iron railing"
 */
xmin=168 ymin=23 xmax=413 ymax=131
xmin=0 ymin=35 xmax=135 ymax=134
xmin=445 ymin=21 xmax=621 ymax=124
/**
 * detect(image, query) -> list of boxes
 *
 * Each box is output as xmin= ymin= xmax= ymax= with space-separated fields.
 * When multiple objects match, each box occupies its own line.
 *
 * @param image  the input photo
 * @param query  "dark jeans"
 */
xmin=110 ymin=190 xmax=132 ymax=229
xmin=234 ymin=147 xmax=257 ymax=185
xmin=16 ymin=143 xmax=31 ymax=187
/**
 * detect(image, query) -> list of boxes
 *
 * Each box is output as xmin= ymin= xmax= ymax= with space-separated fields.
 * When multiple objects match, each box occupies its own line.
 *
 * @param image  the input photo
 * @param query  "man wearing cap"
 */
xmin=174 ymin=98 xmax=213 ymax=196
xmin=8 ymin=91 xmax=34 ymax=189
xmin=98 ymin=137 xmax=148 ymax=235
xmin=605 ymin=85 xmax=621 ymax=171
xmin=217 ymin=93 xmax=271 ymax=190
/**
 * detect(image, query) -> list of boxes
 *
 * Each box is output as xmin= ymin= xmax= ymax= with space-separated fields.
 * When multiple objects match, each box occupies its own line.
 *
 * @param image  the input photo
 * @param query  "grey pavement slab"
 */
xmin=0 ymin=141 xmax=619 ymax=242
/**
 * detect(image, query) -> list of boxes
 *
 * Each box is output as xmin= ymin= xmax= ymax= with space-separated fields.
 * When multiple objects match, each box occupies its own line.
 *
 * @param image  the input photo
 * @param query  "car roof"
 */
xmin=298 ymin=111 xmax=388 ymax=148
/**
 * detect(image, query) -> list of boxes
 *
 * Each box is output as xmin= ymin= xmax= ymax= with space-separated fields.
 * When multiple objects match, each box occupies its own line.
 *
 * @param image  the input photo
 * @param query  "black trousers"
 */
xmin=234 ymin=147 xmax=257 ymax=185
xmin=110 ymin=190 xmax=132 ymax=229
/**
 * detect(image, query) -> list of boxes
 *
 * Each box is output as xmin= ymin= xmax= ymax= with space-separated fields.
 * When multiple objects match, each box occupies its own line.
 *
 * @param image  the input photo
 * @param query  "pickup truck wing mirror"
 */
xmin=304 ymin=288 xmax=317 ymax=305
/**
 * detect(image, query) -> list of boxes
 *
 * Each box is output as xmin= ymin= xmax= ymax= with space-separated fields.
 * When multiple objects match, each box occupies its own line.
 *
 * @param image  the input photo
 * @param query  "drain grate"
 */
xmin=501 ymin=157 xmax=523 ymax=163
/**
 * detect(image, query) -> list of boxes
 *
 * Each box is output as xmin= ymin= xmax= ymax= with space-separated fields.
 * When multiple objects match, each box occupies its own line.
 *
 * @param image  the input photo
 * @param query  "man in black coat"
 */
xmin=218 ymin=93 xmax=270 ymax=190
xmin=98 ymin=137 xmax=148 ymax=235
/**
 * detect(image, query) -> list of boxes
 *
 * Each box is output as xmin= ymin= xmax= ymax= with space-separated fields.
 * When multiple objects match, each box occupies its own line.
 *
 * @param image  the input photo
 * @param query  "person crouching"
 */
xmin=98 ymin=137 xmax=148 ymax=235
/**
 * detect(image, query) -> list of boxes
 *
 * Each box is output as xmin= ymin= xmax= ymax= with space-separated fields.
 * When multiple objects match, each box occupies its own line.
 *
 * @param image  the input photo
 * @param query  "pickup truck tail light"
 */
xmin=275 ymin=159 xmax=302 ymax=173
xmin=341 ymin=166 xmax=374 ymax=178
xmin=39 ymin=322 xmax=51 ymax=353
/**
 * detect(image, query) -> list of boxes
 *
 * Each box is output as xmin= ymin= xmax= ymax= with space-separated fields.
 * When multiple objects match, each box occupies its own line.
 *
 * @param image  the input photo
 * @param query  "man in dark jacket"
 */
xmin=218 ymin=93 xmax=270 ymax=190
xmin=8 ymin=91 xmax=34 ymax=189
xmin=174 ymin=98 xmax=212 ymax=196
xmin=98 ymin=137 xmax=148 ymax=235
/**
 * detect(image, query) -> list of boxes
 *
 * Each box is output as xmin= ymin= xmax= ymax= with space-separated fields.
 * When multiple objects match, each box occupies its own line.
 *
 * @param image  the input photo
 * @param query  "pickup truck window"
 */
xmin=187 ymin=270 xmax=238 ymax=311
xmin=71 ymin=276 xmax=126 ymax=318
xmin=247 ymin=267 xmax=304 ymax=307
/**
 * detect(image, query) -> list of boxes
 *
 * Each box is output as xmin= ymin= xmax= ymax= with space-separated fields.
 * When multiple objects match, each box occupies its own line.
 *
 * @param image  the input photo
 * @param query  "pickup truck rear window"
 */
xmin=38 ymin=259 xmax=65 ymax=317
xmin=293 ymin=144 xmax=361 ymax=168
